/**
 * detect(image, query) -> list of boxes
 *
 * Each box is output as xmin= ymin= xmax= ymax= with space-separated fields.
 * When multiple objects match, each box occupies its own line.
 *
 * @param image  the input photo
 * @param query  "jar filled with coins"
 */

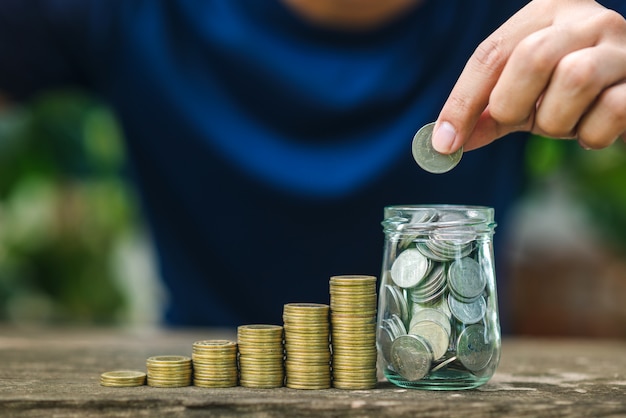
xmin=377 ymin=205 xmax=500 ymax=390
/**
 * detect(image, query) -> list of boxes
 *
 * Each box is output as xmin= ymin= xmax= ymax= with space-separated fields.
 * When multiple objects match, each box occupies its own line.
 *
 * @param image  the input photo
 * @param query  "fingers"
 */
xmin=432 ymin=3 xmax=551 ymax=154
xmin=577 ymin=82 xmax=626 ymax=149
xmin=461 ymin=106 xmax=522 ymax=152
xmin=431 ymin=34 xmax=514 ymax=154
xmin=488 ymin=25 xmax=596 ymax=131
xmin=433 ymin=0 xmax=626 ymax=153
xmin=535 ymin=44 xmax=626 ymax=140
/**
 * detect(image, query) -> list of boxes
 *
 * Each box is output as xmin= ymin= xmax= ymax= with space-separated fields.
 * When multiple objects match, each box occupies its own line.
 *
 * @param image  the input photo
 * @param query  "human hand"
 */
xmin=432 ymin=0 xmax=626 ymax=153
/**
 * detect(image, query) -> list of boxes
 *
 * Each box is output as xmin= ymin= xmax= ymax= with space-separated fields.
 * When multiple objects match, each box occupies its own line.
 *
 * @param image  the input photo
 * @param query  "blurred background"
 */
xmin=0 ymin=91 xmax=625 ymax=337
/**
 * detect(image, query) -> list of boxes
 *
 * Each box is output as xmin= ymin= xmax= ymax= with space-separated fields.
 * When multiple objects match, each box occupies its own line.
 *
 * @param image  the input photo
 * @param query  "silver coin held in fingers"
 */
xmin=412 ymin=122 xmax=463 ymax=174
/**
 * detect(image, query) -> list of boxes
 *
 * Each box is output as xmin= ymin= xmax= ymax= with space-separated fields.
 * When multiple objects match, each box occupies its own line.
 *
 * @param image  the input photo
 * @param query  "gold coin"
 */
xmin=193 ymin=373 xmax=238 ymax=380
xmin=331 ymin=332 xmax=377 ymax=340
xmin=237 ymin=344 xmax=284 ymax=351
xmin=329 ymin=291 xmax=376 ymax=299
xmin=100 ymin=370 xmax=147 ymax=387
xmin=239 ymin=370 xmax=284 ymax=378
xmin=192 ymin=351 xmax=237 ymax=357
xmin=100 ymin=370 xmax=146 ymax=380
xmin=193 ymin=353 xmax=236 ymax=360
xmin=194 ymin=380 xmax=238 ymax=388
xmin=193 ymin=351 xmax=236 ymax=357
xmin=147 ymin=355 xmax=191 ymax=364
xmin=284 ymin=302 xmax=329 ymax=311
xmin=240 ymin=381 xmax=283 ymax=389
xmin=329 ymin=274 xmax=377 ymax=283
xmin=193 ymin=374 xmax=238 ymax=380
xmin=147 ymin=380 xmax=191 ymax=388
xmin=147 ymin=362 xmax=193 ymax=369
xmin=285 ymin=382 xmax=331 ymax=390
xmin=147 ymin=370 xmax=192 ymax=377
xmin=239 ymin=359 xmax=283 ymax=370
xmin=332 ymin=381 xmax=377 ymax=390
xmin=193 ymin=340 xmax=237 ymax=348
xmin=238 ymin=324 xmax=283 ymax=334
xmin=238 ymin=338 xmax=283 ymax=345
xmin=284 ymin=337 xmax=329 ymax=345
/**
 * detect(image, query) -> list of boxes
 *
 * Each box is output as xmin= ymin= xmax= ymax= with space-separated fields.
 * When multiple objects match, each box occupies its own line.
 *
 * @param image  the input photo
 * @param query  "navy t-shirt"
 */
xmin=2 ymin=1 xmax=622 ymax=326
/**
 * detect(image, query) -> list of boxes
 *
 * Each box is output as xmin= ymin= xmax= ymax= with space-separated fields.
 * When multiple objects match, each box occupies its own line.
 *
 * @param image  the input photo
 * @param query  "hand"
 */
xmin=432 ymin=0 xmax=626 ymax=153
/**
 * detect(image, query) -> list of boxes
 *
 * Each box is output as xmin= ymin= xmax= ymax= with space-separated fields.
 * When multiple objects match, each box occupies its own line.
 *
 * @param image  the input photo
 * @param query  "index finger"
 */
xmin=432 ymin=5 xmax=549 ymax=154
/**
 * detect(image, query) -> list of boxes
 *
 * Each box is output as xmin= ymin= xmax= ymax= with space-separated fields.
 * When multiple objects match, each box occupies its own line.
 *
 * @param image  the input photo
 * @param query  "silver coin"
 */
xmin=409 ymin=308 xmax=451 ymax=336
xmin=387 ymin=314 xmax=407 ymax=338
xmin=448 ymin=294 xmax=486 ymax=324
xmin=390 ymin=248 xmax=430 ymax=289
xmin=413 ymin=296 xmax=452 ymax=320
xmin=378 ymin=323 xmax=396 ymax=364
xmin=420 ymin=240 xmax=473 ymax=262
xmin=390 ymin=334 xmax=433 ymax=381
xmin=430 ymin=355 xmax=458 ymax=373
xmin=408 ymin=320 xmax=450 ymax=360
xmin=408 ymin=263 xmax=446 ymax=302
xmin=411 ymin=122 xmax=463 ymax=174
xmin=448 ymin=257 xmax=485 ymax=301
xmin=409 ymin=208 xmax=438 ymax=224
xmin=384 ymin=284 xmax=409 ymax=324
xmin=456 ymin=324 xmax=494 ymax=372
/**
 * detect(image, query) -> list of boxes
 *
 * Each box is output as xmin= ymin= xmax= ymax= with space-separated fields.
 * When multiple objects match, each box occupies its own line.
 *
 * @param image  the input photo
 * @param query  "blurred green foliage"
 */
xmin=0 ymin=91 xmax=139 ymax=324
xmin=525 ymin=135 xmax=626 ymax=252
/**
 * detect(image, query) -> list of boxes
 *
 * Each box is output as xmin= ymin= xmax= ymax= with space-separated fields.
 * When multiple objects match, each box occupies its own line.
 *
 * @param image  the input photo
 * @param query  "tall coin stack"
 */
xmin=237 ymin=325 xmax=285 ymax=388
xmin=191 ymin=340 xmax=238 ymax=388
xmin=283 ymin=303 xmax=331 ymax=389
xmin=329 ymin=275 xmax=378 ymax=389
xmin=146 ymin=355 xmax=192 ymax=388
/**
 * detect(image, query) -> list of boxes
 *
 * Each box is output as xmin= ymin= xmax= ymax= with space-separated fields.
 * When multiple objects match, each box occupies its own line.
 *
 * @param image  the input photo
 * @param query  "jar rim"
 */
xmin=382 ymin=205 xmax=496 ymax=234
xmin=384 ymin=204 xmax=493 ymax=211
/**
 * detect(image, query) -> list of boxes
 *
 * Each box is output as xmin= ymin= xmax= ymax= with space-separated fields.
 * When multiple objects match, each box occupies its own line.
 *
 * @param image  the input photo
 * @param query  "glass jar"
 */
xmin=377 ymin=205 xmax=501 ymax=390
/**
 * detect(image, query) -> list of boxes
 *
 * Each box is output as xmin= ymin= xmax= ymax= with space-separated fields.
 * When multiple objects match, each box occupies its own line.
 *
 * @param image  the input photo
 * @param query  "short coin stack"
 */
xmin=100 ymin=370 xmax=146 ymax=387
xmin=192 ymin=340 xmax=238 ymax=388
xmin=329 ymin=275 xmax=378 ymax=389
xmin=238 ymin=325 xmax=285 ymax=388
xmin=146 ymin=355 xmax=192 ymax=387
xmin=283 ymin=303 xmax=331 ymax=389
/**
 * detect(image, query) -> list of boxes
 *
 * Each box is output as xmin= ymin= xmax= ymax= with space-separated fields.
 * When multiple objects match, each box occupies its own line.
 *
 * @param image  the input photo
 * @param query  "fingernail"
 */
xmin=433 ymin=121 xmax=456 ymax=153
xmin=578 ymin=139 xmax=592 ymax=150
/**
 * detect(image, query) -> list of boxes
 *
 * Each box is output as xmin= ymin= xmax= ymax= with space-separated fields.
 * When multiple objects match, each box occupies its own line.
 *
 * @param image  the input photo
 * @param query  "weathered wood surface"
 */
xmin=0 ymin=327 xmax=624 ymax=417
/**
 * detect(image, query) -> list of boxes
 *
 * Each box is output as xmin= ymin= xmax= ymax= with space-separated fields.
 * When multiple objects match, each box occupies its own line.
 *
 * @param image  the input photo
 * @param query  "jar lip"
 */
xmin=384 ymin=204 xmax=493 ymax=211
xmin=382 ymin=204 xmax=496 ymax=232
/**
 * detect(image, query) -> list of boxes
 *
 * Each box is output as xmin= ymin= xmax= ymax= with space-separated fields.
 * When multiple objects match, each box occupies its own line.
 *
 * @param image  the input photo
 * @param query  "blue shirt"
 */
xmin=2 ymin=1 xmax=622 ymax=326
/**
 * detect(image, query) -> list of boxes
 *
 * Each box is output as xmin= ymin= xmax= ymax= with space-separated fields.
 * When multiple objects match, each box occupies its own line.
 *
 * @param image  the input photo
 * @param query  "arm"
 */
xmin=432 ymin=0 xmax=626 ymax=153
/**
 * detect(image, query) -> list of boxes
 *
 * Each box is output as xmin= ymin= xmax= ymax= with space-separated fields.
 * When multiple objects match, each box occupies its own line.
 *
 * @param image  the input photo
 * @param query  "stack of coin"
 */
xmin=192 ymin=340 xmax=238 ymax=388
xmin=329 ymin=275 xmax=378 ymax=389
xmin=146 ymin=355 xmax=192 ymax=387
xmin=100 ymin=370 xmax=146 ymax=387
xmin=283 ymin=303 xmax=331 ymax=389
xmin=238 ymin=325 xmax=284 ymax=388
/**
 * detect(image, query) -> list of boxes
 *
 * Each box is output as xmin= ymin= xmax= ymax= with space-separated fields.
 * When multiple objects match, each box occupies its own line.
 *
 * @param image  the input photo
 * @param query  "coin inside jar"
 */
xmin=390 ymin=334 xmax=433 ymax=381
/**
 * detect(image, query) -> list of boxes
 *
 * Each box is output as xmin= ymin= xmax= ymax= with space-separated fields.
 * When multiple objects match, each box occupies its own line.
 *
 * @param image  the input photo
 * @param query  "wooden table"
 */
xmin=0 ymin=327 xmax=624 ymax=417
